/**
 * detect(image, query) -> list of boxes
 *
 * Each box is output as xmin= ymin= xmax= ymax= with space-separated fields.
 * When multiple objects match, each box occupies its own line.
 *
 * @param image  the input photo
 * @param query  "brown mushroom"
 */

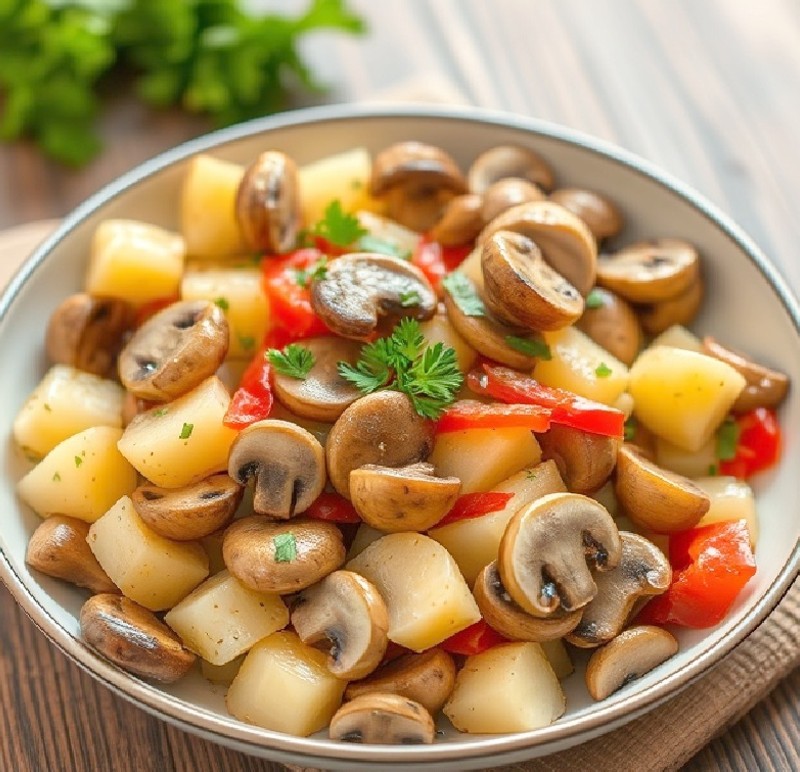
xmin=538 ymin=424 xmax=621 ymax=494
xmin=118 ymin=300 xmax=229 ymax=401
xmin=566 ymin=532 xmax=671 ymax=648
xmin=80 ymin=593 xmax=195 ymax=682
xmin=481 ymin=230 xmax=584 ymax=331
xmin=498 ymin=492 xmax=622 ymax=616
xmin=291 ymin=570 xmax=389 ymax=680
xmin=575 ymin=287 xmax=643 ymax=366
xmin=121 ymin=392 xmax=151 ymax=428
xmin=344 ymin=648 xmax=456 ymax=714
xmin=585 ymin=625 xmax=679 ymax=701
xmin=369 ymin=142 xmax=467 ymax=232
xmin=131 ymin=474 xmax=243 ymax=541
xmin=26 ymin=515 xmax=118 ymax=594
xmin=222 ymin=516 xmax=345 ymax=594
xmin=615 ymin=444 xmax=710 ymax=533
xmin=227 ymin=419 xmax=326 ymax=519
xmin=702 ymin=336 xmax=789 ymax=412
xmin=349 ymin=462 xmax=462 ymax=532
xmin=596 ymin=239 xmax=700 ymax=303
xmin=326 ymin=392 xmax=435 ymax=499
xmin=473 ymin=562 xmax=582 ymax=642
xmin=236 ymin=150 xmax=301 ymax=253
xmin=428 ymin=193 xmax=484 ymax=246
xmin=329 ymin=692 xmax=436 ymax=744
xmin=639 ymin=277 xmax=704 ymax=335
xmin=468 ymin=145 xmax=555 ymax=193
xmin=479 ymin=201 xmax=597 ymax=296
xmin=549 ymin=188 xmax=623 ymax=242
xmin=311 ymin=254 xmax=437 ymax=340
xmin=482 ymin=178 xmax=546 ymax=223
xmin=45 ymin=293 xmax=132 ymax=377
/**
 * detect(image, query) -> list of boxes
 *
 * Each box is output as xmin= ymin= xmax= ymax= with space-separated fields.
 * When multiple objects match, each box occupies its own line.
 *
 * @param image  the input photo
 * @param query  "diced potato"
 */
xmin=226 ymin=631 xmax=346 ymax=736
xmin=650 ymin=324 xmax=703 ymax=352
xmin=443 ymin=642 xmax=565 ymax=733
xmin=86 ymin=220 xmax=185 ymax=305
xmin=419 ymin=312 xmax=477 ymax=374
xmin=181 ymin=155 xmax=246 ymax=258
xmin=629 ymin=346 xmax=746 ymax=451
xmin=87 ymin=495 xmax=208 ymax=610
xmin=541 ymin=639 xmax=574 ymax=680
xmin=693 ymin=476 xmax=758 ymax=547
xmin=165 ymin=570 xmax=289 ymax=665
xmin=347 ymin=533 xmax=481 ymax=651
xmin=117 ymin=376 xmax=237 ymax=488
xmin=13 ymin=365 xmax=124 ymax=459
xmin=201 ymin=654 xmax=245 ymax=685
xmin=356 ymin=210 xmax=421 ymax=257
xmin=535 ymin=326 xmax=629 ymax=406
xmin=655 ymin=435 xmax=717 ymax=478
xmin=346 ymin=523 xmax=387 ymax=561
xmin=430 ymin=426 xmax=542 ymax=494
xmin=429 ymin=460 xmax=566 ymax=585
xmin=181 ymin=261 xmax=269 ymax=359
xmin=17 ymin=427 xmax=137 ymax=522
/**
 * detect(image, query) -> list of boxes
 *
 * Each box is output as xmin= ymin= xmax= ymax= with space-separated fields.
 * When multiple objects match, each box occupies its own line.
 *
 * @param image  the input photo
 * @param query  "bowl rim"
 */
xmin=1 ymin=102 xmax=799 ymax=767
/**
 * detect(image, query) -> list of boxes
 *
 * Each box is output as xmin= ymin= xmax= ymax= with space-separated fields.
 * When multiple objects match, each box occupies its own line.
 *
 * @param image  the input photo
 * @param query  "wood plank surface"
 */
xmin=1 ymin=1 xmax=799 ymax=770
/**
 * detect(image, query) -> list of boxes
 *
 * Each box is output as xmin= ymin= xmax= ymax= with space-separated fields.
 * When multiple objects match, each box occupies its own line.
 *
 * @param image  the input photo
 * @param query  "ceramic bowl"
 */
xmin=1 ymin=105 xmax=799 ymax=771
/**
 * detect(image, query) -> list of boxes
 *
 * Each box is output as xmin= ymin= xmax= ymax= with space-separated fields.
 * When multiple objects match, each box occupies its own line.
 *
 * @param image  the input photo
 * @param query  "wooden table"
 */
xmin=1 ymin=1 xmax=798 ymax=769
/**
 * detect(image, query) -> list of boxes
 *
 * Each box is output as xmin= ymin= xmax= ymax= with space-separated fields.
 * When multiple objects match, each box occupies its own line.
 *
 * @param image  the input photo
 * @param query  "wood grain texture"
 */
xmin=0 ymin=1 xmax=799 ymax=770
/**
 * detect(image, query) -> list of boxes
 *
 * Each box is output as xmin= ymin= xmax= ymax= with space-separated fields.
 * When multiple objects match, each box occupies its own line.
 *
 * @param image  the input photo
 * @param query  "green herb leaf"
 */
xmin=43 ymin=403 xmax=52 ymax=412
xmin=179 ymin=422 xmax=194 ymax=440
xmin=595 ymin=362 xmax=613 ymax=378
xmin=294 ymin=257 xmax=328 ymax=288
xmin=153 ymin=407 xmax=169 ymax=417
xmin=585 ymin=288 xmax=606 ymax=309
xmin=52 ymin=471 xmax=61 ymax=482
xmin=268 ymin=343 xmax=315 ymax=379
xmin=399 ymin=289 xmax=421 ymax=307
xmin=74 ymin=456 xmax=83 ymax=468
xmin=441 ymin=272 xmax=485 ymax=317
xmin=214 ymin=296 xmax=230 ymax=311
xmin=356 ymin=234 xmax=411 ymax=260
xmin=238 ymin=334 xmax=256 ymax=351
xmin=310 ymin=200 xmax=367 ymax=247
xmin=273 ymin=532 xmax=297 ymax=563
xmin=716 ymin=417 xmax=740 ymax=461
xmin=623 ymin=416 xmax=637 ymax=442
xmin=505 ymin=335 xmax=552 ymax=360
xmin=708 ymin=463 xmax=719 ymax=476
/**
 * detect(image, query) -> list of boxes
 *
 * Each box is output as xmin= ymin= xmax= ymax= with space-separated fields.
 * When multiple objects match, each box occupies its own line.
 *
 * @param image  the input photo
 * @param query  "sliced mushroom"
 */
xmin=482 ymin=178 xmax=545 ymax=223
xmin=80 ymin=593 xmax=195 ymax=682
xmin=369 ymin=142 xmax=467 ymax=232
xmin=131 ymin=474 xmax=243 ymax=541
xmin=227 ymin=419 xmax=326 ymax=519
xmin=26 ymin=515 xmax=118 ymax=594
xmin=311 ymin=254 xmax=437 ymax=339
xmin=329 ymin=693 xmax=436 ymax=744
xmin=498 ymin=492 xmax=622 ymax=616
xmin=45 ymin=293 xmax=132 ymax=377
xmin=272 ymin=336 xmax=363 ymax=422
xmin=481 ymin=230 xmax=584 ymax=331
xmin=326 ymin=391 xmax=435 ymax=499
xmin=468 ymin=145 xmax=555 ymax=193
xmin=702 ymin=336 xmax=789 ymax=412
xmin=479 ymin=201 xmax=597 ymax=296
xmin=566 ymin=533 xmax=671 ymax=648
xmin=222 ymin=516 xmax=345 ymax=593
xmin=118 ymin=300 xmax=229 ymax=401
xmin=291 ymin=570 xmax=389 ymax=680
xmin=549 ymin=188 xmax=623 ymax=242
xmin=639 ymin=277 xmax=704 ymax=335
xmin=615 ymin=444 xmax=710 ymax=533
xmin=596 ymin=239 xmax=699 ymax=303
xmin=585 ymin=625 xmax=679 ymax=701
xmin=428 ymin=193 xmax=484 ymax=246
xmin=473 ymin=562 xmax=582 ymax=642
xmin=575 ymin=287 xmax=643 ymax=366
xmin=235 ymin=150 xmax=300 ymax=253
xmin=344 ymin=648 xmax=456 ymax=714
xmin=349 ymin=462 xmax=461 ymax=532
xmin=538 ymin=424 xmax=621 ymax=494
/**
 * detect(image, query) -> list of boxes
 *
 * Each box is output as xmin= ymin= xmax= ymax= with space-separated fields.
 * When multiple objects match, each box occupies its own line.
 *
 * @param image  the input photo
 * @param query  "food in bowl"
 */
xmin=11 ymin=137 xmax=789 ymax=743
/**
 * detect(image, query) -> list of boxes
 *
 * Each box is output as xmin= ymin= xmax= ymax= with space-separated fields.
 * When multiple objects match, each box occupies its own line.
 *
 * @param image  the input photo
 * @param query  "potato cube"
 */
xmin=541 ymin=639 xmax=574 ymax=680
xmin=201 ymin=655 xmax=245 ymax=685
xmin=650 ymin=324 xmax=703 ymax=352
xmin=419 ymin=312 xmax=477 ymax=374
xmin=694 ymin=475 xmax=758 ymax=547
xmin=655 ymin=435 xmax=717 ymax=478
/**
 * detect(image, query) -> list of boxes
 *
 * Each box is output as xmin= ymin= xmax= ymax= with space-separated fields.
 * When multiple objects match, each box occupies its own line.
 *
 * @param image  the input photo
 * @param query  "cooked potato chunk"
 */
xmin=419 ymin=312 xmax=477 ymax=374
xmin=655 ymin=435 xmax=717 ymax=478
xmin=201 ymin=654 xmax=245 ymax=685
xmin=650 ymin=324 xmax=703 ymax=352
xmin=541 ymin=639 xmax=574 ymax=680
xmin=694 ymin=476 xmax=758 ymax=547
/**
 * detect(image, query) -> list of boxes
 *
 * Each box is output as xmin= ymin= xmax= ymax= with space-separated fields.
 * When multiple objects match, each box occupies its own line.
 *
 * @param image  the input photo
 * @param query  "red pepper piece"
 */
xmin=434 ymin=491 xmax=515 ymax=528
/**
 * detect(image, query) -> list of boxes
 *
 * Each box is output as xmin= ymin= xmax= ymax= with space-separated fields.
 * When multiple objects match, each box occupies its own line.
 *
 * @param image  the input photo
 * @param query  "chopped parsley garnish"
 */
xmin=525 ymin=469 xmax=538 ymax=481
xmin=43 ymin=403 xmax=52 ymax=412
xmin=153 ymin=407 xmax=169 ymax=417
xmin=356 ymin=234 xmax=412 ymax=260
xmin=623 ymin=416 xmax=637 ymax=442
xmin=585 ymin=288 xmax=606 ymax=309
xmin=273 ymin=532 xmax=297 ymax=563
xmin=708 ymin=463 xmax=719 ymax=476
xmin=214 ymin=296 xmax=230 ymax=311
xmin=179 ymin=422 xmax=194 ymax=440
xmin=237 ymin=334 xmax=256 ymax=351
xmin=309 ymin=200 xmax=367 ymax=247
xmin=716 ymin=416 xmax=740 ymax=461
xmin=441 ymin=272 xmax=485 ymax=316
xmin=52 ymin=472 xmax=61 ymax=482
xmin=399 ymin=289 xmax=421 ymax=308
xmin=268 ymin=343 xmax=315 ymax=380
xmin=505 ymin=335 xmax=552 ymax=360
xmin=74 ymin=456 xmax=83 ymax=468
xmin=595 ymin=362 xmax=613 ymax=378
xmin=294 ymin=256 xmax=328 ymax=288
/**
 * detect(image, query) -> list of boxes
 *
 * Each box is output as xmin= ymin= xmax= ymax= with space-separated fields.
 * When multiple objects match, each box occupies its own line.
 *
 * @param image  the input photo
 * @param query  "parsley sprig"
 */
xmin=294 ymin=257 xmax=328 ymax=288
xmin=268 ymin=344 xmax=315 ymax=380
xmin=338 ymin=319 xmax=463 ymax=419
xmin=308 ymin=200 xmax=367 ymax=247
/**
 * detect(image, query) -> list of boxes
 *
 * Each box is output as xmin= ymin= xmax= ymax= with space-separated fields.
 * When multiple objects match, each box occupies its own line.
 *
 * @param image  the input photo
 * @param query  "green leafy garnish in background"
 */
xmin=0 ymin=0 xmax=366 ymax=165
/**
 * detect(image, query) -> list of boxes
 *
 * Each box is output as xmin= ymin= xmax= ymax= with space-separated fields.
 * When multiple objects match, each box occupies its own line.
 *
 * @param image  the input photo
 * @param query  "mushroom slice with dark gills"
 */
xmin=291 ymin=570 xmax=389 ymax=680
xmin=118 ymin=300 xmax=228 ymax=401
xmin=227 ymin=419 xmax=326 ymax=519
xmin=329 ymin=693 xmax=436 ymax=745
xmin=468 ymin=144 xmax=555 ymax=193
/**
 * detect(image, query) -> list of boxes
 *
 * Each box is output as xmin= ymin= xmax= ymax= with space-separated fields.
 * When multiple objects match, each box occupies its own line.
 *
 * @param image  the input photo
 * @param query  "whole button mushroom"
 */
xmin=575 ymin=287 xmax=643 ymax=366
xmin=311 ymin=253 xmax=437 ymax=340
xmin=235 ymin=150 xmax=301 ymax=253
xmin=329 ymin=692 xmax=436 ymax=745
xmin=468 ymin=145 xmax=555 ymax=194
xmin=549 ymin=188 xmax=623 ymax=243
xmin=227 ymin=419 xmax=326 ymax=519
xmin=428 ymin=193 xmax=484 ymax=246
xmin=118 ymin=300 xmax=229 ymax=402
xmin=481 ymin=177 xmax=545 ymax=223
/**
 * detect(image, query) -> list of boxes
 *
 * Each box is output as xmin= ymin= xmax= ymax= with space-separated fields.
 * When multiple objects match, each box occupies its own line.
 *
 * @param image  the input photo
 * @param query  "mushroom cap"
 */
xmin=498 ymin=492 xmax=622 ymax=616
xmin=369 ymin=141 xmax=467 ymax=197
xmin=222 ymin=516 xmax=345 ymax=594
xmin=291 ymin=570 xmax=389 ymax=680
xmin=575 ymin=287 xmax=643 ymax=366
xmin=585 ymin=625 xmax=679 ymax=701
xmin=639 ymin=277 xmax=704 ymax=335
xmin=235 ymin=150 xmax=301 ymax=253
xmin=481 ymin=177 xmax=546 ymax=223
xmin=468 ymin=145 xmax=555 ymax=193
xmin=326 ymin=391 xmax=435 ymax=500
xmin=329 ymin=692 xmax=436 ymax=745
xmin=227 ymin=419 xmax=326 ymax=519
xmin=429 ymin=193 xmax=484 ymax=246
xmin=566 ymin=532 xmax=671 ymax=648
xmin=481 ymin=230 xmax=584 ymax=331
xmin=311 ymin=253 xmax=437 ymax=340
xmin=118 ymin=300 xmax=229 ymax=401
xmin=549 ymin=188 xmax=623 ymax=242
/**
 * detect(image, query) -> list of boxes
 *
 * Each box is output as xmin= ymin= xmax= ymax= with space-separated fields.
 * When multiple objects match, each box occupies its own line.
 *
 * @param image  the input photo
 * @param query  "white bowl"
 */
xmin=1 ymin=105 xmax=799 ymax=771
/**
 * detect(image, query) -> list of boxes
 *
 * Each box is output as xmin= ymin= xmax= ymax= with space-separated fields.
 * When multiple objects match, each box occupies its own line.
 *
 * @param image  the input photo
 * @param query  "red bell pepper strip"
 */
xmin=719 ymin=408 xmax=781 ymax=479
xmin=305 ymin=491 xmax=361 ymax=524
xmin=441 ymin=620 xmax=508 ymax=656
xmin=434 ymin=491 xmax=515 ymax=528
xmin=223 ymin=351 xmax=273 ymax=430
xmin=411 ymin=236 xmax=473 ymax=293
xmin=468 ymin=365 xmax=625 ymax=438
xmin=436 ymin=400 xmax=551 ymax=434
